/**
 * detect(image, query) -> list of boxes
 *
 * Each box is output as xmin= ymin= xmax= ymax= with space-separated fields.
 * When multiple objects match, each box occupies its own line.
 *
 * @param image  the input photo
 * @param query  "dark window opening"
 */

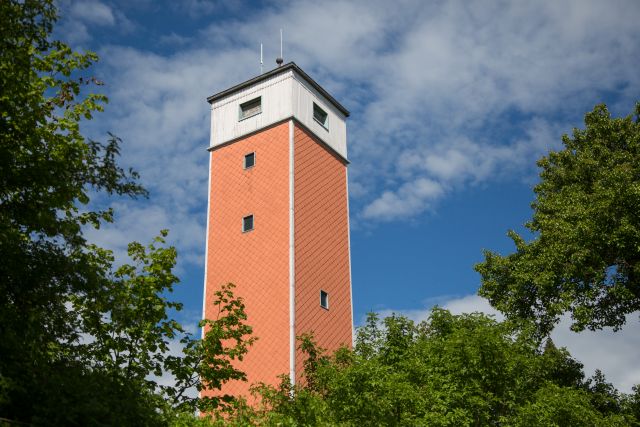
xmin=242 ymin=215 xmax=254 ymax=232
xmin=313 ymin=102 xmax=329 ymax=129
xmin=320 ymin=290 xmax=329 ymax=309
xmin=244 ymin=152 xmax=255 ymax=169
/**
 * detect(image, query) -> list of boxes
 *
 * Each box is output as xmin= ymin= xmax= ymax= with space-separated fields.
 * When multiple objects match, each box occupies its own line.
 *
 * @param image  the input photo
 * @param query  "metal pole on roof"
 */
xmin=276 ymin=28 xmax=284 ymax=66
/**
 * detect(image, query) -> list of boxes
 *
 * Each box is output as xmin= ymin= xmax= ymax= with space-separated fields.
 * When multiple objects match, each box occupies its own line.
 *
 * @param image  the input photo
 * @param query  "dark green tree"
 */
xmin=1 ymin=0 xmax=146 ymax=421
xmin=0 ymin=1 xmax=255 ymax=424
xmin=476 ymin=102 xmax=640 ymax=335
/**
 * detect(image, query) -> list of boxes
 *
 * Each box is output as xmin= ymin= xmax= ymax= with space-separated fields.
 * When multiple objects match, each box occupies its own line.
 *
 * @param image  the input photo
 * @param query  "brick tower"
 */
xmin=202 ymin=63 xmax=353 ymax=400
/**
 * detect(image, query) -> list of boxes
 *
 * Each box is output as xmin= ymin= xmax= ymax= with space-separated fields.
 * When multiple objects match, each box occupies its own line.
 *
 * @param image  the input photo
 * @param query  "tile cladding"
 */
xmin=293 ymin=124 xmax=352 ymax=381
xmin=203 ymin=120 xmax=352 ymax=401
xmin=204 ymin=122 xmax=290 ymax=401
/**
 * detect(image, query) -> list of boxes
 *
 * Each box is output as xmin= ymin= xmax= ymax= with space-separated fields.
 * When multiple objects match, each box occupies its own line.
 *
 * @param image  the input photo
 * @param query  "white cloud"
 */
xmin=441 ymin=295 xmax=504 ymax=319
xmin=159 ymin=32 xmax=192 ymax=47
xmin=362 ymin=178 xmax=444 ymax=220
xmin=62 ymin=22 xmax=91 ymax=45
xmin=56 ymin=0 xmax=135 ymax=44
xmin=78 ymin=45 xmax=259 ymax=268
xmin=362 ymin=118 xmax=563 ymax=219
xmin=70 ymin=0 xmax=116 ymax=26
xmin=333 ymin=0 xmax=640 ymax=220
xmin=375 ymin=294 xmax=640 ymax=393
xmin=179 ymin=0 xmax=639 ymax=222
xmin=550 ymin=315 xmax=640 ymax=393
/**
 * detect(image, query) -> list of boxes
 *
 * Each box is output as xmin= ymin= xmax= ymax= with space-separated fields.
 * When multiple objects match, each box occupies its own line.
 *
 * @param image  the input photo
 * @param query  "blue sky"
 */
xmin=55 ymin=0 xmax=640 ymax=391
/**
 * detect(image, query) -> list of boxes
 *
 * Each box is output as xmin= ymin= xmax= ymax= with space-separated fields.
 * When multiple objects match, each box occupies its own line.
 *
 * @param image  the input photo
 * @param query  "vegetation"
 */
xmin=0 ymin=1 xmax=253 ymax=424
xmin=212 ymin=311 xmax=639 ymax=426
xmin=476 ymin=103 xmax=640 ymax=335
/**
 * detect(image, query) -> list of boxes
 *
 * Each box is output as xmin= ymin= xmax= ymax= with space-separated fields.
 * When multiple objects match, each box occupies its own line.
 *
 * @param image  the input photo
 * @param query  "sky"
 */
xmin=55 ymin=0 xmax=640 ymax=392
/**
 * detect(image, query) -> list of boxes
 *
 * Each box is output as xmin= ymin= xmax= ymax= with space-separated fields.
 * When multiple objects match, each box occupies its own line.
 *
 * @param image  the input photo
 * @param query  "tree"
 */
xmin=65 ymin=232 xmax=190 ymax=424
xmin=476 ymin=102 xmax=640 ymax=335
xmin=1 ymin=0 xmax=146 ymax=420
xmin=67 ymin=234 xmax=255 ymax=424
xmin=508 ymin=383 xmax=627 ymax=427
xmin=227 ymin=310 xmax=636 ymax=426
xmin=179 ymin=282 xmax=256 ymax=415
xmin=0 ymin=1 xmax=255 ymax=424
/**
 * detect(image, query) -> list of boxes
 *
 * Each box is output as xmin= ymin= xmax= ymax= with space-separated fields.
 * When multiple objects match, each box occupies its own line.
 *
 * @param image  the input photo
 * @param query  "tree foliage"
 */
xmin=215 ymin=310 xmax=638 ymax=426
xmin=0 ymin=1 xmax=254 ymax=424
xmin=0 ymin=0 xmax=145 ymax=421
xmin=178 ymin=283 xmax=256 ymax=415
xmin=476 ymin=102 xmax=640 ymax=335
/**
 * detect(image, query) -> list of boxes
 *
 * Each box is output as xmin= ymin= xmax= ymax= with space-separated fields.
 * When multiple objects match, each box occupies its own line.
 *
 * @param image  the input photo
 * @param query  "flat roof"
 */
xmin=206 ymin=62 xmax=350 ymax=117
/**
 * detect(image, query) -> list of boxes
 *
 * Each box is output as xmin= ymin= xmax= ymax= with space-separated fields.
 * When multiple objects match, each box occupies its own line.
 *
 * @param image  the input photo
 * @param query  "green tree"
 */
xmin=1 ymin=0 xmax=146 ymax=420
xmin=229 ymin=310 xmax=635 ymax=426
xmin=0 ymin=1 xmax=255 ymax=424
xmin=67 ymin=234 xmax=254 ymax=424
xmin=476 ymin=102 xmax=640 ymax=335
xmin=186 ymin=283 xmax=256 ymax=415
xmin=509 ymin=383 xmax=626 ymax=427
xmin=66 ymin=232 xmax=188 ymax=424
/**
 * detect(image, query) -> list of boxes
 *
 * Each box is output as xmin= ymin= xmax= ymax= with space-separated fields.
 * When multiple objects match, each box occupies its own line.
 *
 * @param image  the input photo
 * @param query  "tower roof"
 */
xmin=206 ymin=62 xmax=350 ymax=117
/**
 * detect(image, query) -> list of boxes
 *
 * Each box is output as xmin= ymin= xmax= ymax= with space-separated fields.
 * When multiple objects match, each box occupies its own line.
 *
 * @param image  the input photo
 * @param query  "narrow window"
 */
xmin=242 ymin=214 xmax=254 ymax=232
xmin=244 ymin=152 xmax=255 ymax=169
xmin=313 ymin=102 xmax=329 ymax=129
xmin=320 ymin=290 xmax=329 ymax=309
xmin=239 ymin=96 xmax=261 ymax=120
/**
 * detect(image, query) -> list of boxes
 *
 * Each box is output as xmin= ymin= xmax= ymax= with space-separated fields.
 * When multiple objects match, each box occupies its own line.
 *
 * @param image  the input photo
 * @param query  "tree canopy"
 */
xmin=0 ymin=1 xmax=254 ymax=424
xmin=216 ymin=310 xmax=639 ymax=426
xmin=1 ymin=0 xmax=144 ymax=420
xmin=476 ymin=102 xmax=640 ymax=335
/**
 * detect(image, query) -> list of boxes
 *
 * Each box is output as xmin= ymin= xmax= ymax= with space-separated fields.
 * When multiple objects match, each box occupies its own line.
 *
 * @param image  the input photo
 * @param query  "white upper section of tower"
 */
xmin=208 ymin=63 xmax=349 ymax=161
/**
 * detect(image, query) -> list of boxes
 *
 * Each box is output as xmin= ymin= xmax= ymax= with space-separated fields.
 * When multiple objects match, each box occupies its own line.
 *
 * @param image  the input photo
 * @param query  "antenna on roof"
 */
xmin=260 ymin=43 xmax=263 ymax=74
xmin=276 ymin=28 xmax=284 ymax=67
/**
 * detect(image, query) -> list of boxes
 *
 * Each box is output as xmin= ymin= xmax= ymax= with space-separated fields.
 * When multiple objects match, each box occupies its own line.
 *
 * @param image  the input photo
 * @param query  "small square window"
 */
xmin=320 ymin=290 xmax=329 ymax=309
xmin=244 ymin=152 xmax=255 ymax=169
xmin=239 ymin=97 xmax=262 ymax=120
xmin=313 ymin=103 xmax=329 ymax=130
xmin=242 ymin=215 xmax=254 ymax=232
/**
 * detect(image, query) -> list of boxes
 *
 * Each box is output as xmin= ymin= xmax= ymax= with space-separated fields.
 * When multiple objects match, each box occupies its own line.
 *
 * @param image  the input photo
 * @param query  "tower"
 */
xmin=202 ymin=63 xmax=353 ymax=399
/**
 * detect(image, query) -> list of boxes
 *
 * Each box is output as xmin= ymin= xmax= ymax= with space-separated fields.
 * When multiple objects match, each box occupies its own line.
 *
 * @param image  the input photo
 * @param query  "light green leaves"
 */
xmin=226 ymin=310 xmax=637 ymax=426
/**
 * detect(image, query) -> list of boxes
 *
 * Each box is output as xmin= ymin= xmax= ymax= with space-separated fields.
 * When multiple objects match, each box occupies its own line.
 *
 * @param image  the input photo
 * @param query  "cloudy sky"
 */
xmin=55 ymin=0 xmax=640 ymax=391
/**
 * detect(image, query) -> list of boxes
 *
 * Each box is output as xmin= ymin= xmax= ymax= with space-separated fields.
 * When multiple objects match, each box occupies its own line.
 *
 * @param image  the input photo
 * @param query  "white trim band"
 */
xmin=288 ymin=119 xmax=296 ymax=386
